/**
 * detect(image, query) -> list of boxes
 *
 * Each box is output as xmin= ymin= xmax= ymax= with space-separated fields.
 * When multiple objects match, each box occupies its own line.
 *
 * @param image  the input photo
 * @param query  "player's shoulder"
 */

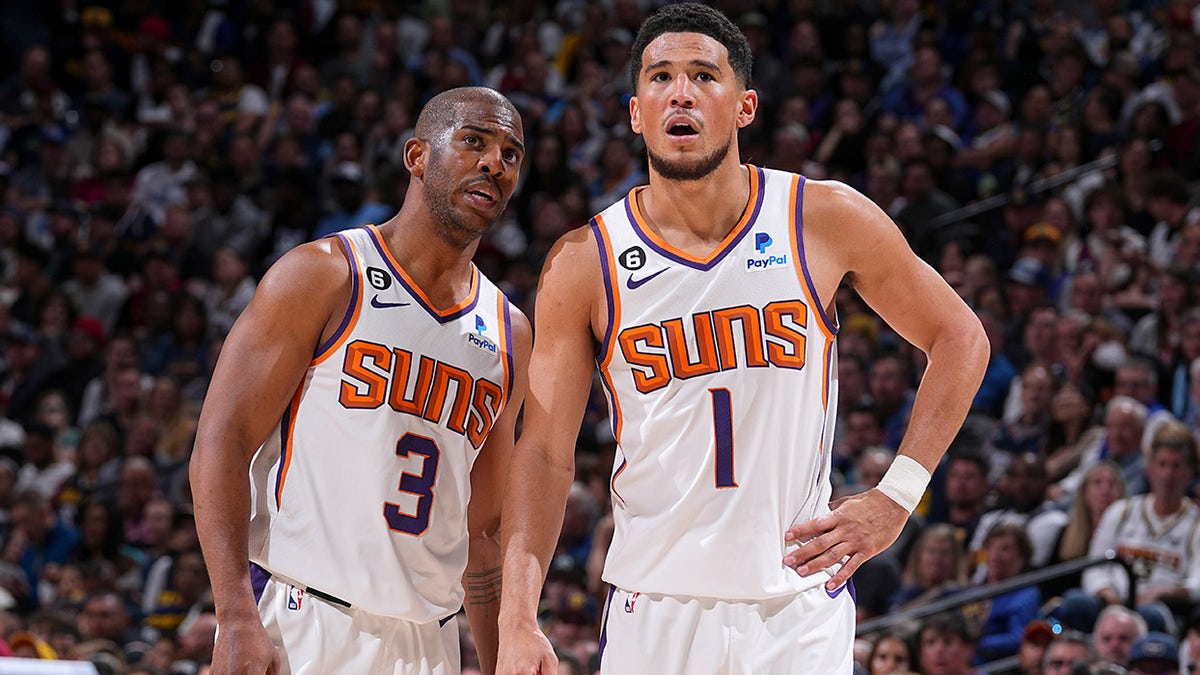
xmin=258 ymin=236 xmax=352 ymax=301
xmin=800 ymin=178 xmax=874 ymax=213
xmin=801 ymin=178 xmax=895 ymax=236
xmin=545 ymin=222 xmax=601 ymax=271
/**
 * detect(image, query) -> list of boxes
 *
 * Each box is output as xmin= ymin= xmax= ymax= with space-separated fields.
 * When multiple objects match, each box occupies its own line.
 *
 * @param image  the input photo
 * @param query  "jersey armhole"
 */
xmin=312 ymin=231 xmax=363 ymax=364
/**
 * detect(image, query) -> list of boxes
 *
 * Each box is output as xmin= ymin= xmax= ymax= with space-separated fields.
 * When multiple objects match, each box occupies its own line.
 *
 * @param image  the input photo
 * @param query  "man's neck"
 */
xmin=640 ymin=162 xmax=751 ymax=250
xmin=1153 ymin=493 xmax=1185 ymax=517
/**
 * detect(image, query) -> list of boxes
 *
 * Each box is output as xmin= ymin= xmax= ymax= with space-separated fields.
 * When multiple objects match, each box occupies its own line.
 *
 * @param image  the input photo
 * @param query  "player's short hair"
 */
xmin=413 ymin=86 xmax=518 ymax=143
xmin=629 ymin=2 xmax=752 ymax=93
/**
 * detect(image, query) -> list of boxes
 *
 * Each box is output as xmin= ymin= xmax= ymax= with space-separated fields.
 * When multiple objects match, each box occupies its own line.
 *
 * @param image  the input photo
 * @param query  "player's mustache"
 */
xmin=464 ymin=175 xmax=503 ymax=200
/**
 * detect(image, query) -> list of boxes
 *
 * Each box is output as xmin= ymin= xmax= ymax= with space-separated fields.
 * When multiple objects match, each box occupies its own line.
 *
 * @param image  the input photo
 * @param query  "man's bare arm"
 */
xmin=464 ymin=306 xmax=532 ymax=675
xmin=786 ymin=181 xmax=989 ymax=586
xmin=497 ymin=226 xmax=604 ymax=675
xmin=191 ymin=240 xmax=349 ymax=674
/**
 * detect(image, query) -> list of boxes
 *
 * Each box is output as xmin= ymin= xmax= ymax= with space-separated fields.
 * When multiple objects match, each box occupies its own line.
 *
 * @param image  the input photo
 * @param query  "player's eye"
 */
xmin=696 ymin=72 xmax=714 ymax=82
xmin=650 ymin=72 xmax=670 ymax=82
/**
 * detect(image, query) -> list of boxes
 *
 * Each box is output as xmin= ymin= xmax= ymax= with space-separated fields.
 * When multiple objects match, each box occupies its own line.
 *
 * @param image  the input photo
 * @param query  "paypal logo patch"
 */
xmin=747 ymin=232 xmax=789 ymax=272
xmin=755 ymin=232 xmax=773 ymax=254
xmin=469 ymin=315 xmax=497 ymax=353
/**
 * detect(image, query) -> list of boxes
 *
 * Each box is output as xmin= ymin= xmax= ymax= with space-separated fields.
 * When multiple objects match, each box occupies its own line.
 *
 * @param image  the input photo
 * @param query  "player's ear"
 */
xmin=737 ymin=89 xmax=758 ymax=129
xmin=403 ymin=138 xmax=427 ymax=178
xmin=630 ymin=95 xmax=643 ymax=135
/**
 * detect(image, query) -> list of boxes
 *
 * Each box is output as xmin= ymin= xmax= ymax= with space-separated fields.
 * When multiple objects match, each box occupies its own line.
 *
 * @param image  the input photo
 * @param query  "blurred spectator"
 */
xmin=917 ymin=612 xmax=977 ymax=675
xmin=14 ymin=421 xmax=71 ymax=500
xmin=588 ymin=136 xmax=646 ymax=215
xmin=985 ymin=364 xmax=1052 ymax=471
xmin=966 ymin=523 xmax=1040 ymax=664
xmin=1044 ymin=460 xmax=1125 ymax=598
xmin=1128 ymin=265 xmax=1195 ymax=367
xmin=968 ymin=453 xmax=1067 ymax=573
xmin=189 ymin=167 xmax=268 ymax=269
xmin=202 ymin=246 xmax=256 ymax=340
xmin=125 ymin=128 xmax=197 ymax=236
xmin=4 ymin=489 xmax=78 ymax=609
xmin=1040 ymin=630 xmax=1094 ymax=675
xmin=1069 ymin=421 xmax=1200 ymax=633
xmin=928 ymin=451 xmax=991 ymax=547
xmin=869 ymin=354 xmax=915 ymax=450
xmin=311 ymin=161 xmax=391 ymax=239
xmin=993 ymin=619 xmax=1057 ymax=675
xmin=892 ymin=524 xmax=967 ymax=610
xmin=1051 ymin=396 xmax=1148 ymax=501
xmin=1092 ymin=604 xmax=1147 ymax=669
xmin=1146 ymin=170 xmax=1199 ymax=269
xmin=972 ymin=311 xmax=1018 ymax=419
xmin=169 ymin=610 xmax=217 ymax=673
xmin=866 ymin=632 xmax=912 ymax=675
xmin=55 ymin=420 xmax=122 ymax=522
xmin=1126 ymin=631 xmax=1180 ymax=675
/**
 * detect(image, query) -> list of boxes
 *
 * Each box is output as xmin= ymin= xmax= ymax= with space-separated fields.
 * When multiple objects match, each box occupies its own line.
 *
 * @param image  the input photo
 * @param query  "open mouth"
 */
xmin=467 ymin=188 xmax=495 ymax=203
xmin=667 ymin=122 xmax=699 ymax=137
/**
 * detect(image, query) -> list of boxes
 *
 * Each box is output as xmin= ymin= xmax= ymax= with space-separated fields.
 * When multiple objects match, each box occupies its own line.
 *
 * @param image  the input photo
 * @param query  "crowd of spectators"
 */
xmin=0 ymin=0 xmax=1198 ymax=673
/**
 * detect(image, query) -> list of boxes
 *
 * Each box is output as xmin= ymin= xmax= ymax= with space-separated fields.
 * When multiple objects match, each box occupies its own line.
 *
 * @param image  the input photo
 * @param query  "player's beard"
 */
xmin=425 ymin=171 xmax=499 ymax=249
xmin=647 ymin=137 xmax=731 ymax=182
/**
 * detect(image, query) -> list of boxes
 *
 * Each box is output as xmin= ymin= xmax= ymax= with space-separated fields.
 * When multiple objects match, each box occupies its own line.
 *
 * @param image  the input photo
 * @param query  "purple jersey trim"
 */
xmin=793 ymin=175 xmax=838 ymax=336
xmin=590 ymin=217 xmax=617 ymax=355
xmin=315 ymin=232 xmax=362 ymax=356
xmin=501 ymin=297 xmax=514 ymax=396
xmin=273 ymin=398 xmax=295 ymax=508
xmin=624 ymin=165 xmax=765 ymax=271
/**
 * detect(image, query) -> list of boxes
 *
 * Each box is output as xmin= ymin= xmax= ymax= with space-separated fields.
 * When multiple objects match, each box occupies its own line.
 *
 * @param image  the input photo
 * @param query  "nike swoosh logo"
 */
xmin=626 ymin=268 xmax=667 ymax=290
xmin=370 ymin=295 xmax=410 ymax=309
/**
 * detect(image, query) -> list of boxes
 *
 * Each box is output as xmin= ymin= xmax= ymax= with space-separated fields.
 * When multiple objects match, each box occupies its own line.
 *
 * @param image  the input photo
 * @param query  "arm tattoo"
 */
xmin=465 ymin=565 xmax=502 ymax=606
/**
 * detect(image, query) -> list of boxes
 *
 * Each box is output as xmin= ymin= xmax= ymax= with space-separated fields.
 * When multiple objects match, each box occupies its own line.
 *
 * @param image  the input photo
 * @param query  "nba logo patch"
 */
xmin=287 ymin=586 xmax=305 ymax=611
xmin=624 ymin=592 xmax=639 ymax=613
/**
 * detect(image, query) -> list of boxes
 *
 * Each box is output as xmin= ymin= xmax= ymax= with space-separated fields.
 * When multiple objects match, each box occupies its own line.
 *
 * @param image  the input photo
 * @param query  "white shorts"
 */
xmin=256 ymin=574 xmax=460 ymax=674
xmin=598 ymin=582 xmax=855 ymax=675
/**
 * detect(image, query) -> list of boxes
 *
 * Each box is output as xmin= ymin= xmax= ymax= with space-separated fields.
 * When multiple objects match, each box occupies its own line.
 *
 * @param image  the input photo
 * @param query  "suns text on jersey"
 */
xmin=338 ymin=340 xmax=503 ymax=448
xmin=617 ymin=299 xmax=810 ymax=394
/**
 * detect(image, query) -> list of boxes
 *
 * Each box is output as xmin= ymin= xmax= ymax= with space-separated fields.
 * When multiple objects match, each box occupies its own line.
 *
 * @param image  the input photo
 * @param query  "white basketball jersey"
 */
xmin=594 ymin=166 xmax=839 ymax=600
xmin=248 ymin=225 xmax=515 ymax=621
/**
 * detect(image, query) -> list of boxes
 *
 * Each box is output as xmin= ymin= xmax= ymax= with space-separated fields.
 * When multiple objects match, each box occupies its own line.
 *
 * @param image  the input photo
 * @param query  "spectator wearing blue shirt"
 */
xmin=969 ymin=523 xmax=1041 ymax=664
xmin=4 ymin=489 xmax=79 ymax=609
xmin=312 ymin=162 xmax=392 ymax=239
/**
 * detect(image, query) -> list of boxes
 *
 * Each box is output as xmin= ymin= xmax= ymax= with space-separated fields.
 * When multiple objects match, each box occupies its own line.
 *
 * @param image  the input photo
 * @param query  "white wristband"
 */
xmin=875 ymin=455 xmax=931 ymax=513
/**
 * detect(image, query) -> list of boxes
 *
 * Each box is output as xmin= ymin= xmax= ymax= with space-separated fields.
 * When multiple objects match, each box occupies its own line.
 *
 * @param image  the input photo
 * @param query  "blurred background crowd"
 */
xmin=0 ymin=0 xmax=1199 ymax=673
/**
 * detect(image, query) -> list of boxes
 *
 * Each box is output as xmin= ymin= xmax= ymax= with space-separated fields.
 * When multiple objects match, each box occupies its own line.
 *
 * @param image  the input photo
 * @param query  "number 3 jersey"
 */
xmin=248 ymin=225 xmax=515 ymax=621
xmin=594 ymin=166 xmax=839 ymax=600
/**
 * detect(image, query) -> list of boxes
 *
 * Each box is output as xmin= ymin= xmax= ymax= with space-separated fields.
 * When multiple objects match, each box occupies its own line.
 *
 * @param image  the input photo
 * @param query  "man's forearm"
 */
xmin=499 ymin=446 xmax=575 ymax=629
xmin=464 ymin=539 xmax=503 ymax=675
xmin=897 ymin=327 xmax=988 ymax=469
xmin=190 ymin=444 xmax=259 ymax=622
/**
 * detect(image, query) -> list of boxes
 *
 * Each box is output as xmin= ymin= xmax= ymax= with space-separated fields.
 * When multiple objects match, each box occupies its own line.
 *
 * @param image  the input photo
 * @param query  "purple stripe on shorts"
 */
xmin=597 ymin=586 xmax=615 ymax=667
xmin=250 ymin=562 xmax=271 ymax=605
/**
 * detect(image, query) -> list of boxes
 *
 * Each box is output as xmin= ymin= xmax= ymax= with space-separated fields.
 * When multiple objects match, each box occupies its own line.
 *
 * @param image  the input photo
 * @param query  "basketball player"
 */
xmin=191 ymin=87 xmax=530 ymax=674
xmin=496 ymin=5 xmax=988 ymax=674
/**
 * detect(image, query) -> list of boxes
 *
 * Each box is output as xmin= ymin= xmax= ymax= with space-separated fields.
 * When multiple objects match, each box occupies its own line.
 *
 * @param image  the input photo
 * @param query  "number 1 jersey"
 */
xmin=248 ymin=225 xmax=515 ymax=621
xmin=594 ymin=166 xmax=839 ymax=600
